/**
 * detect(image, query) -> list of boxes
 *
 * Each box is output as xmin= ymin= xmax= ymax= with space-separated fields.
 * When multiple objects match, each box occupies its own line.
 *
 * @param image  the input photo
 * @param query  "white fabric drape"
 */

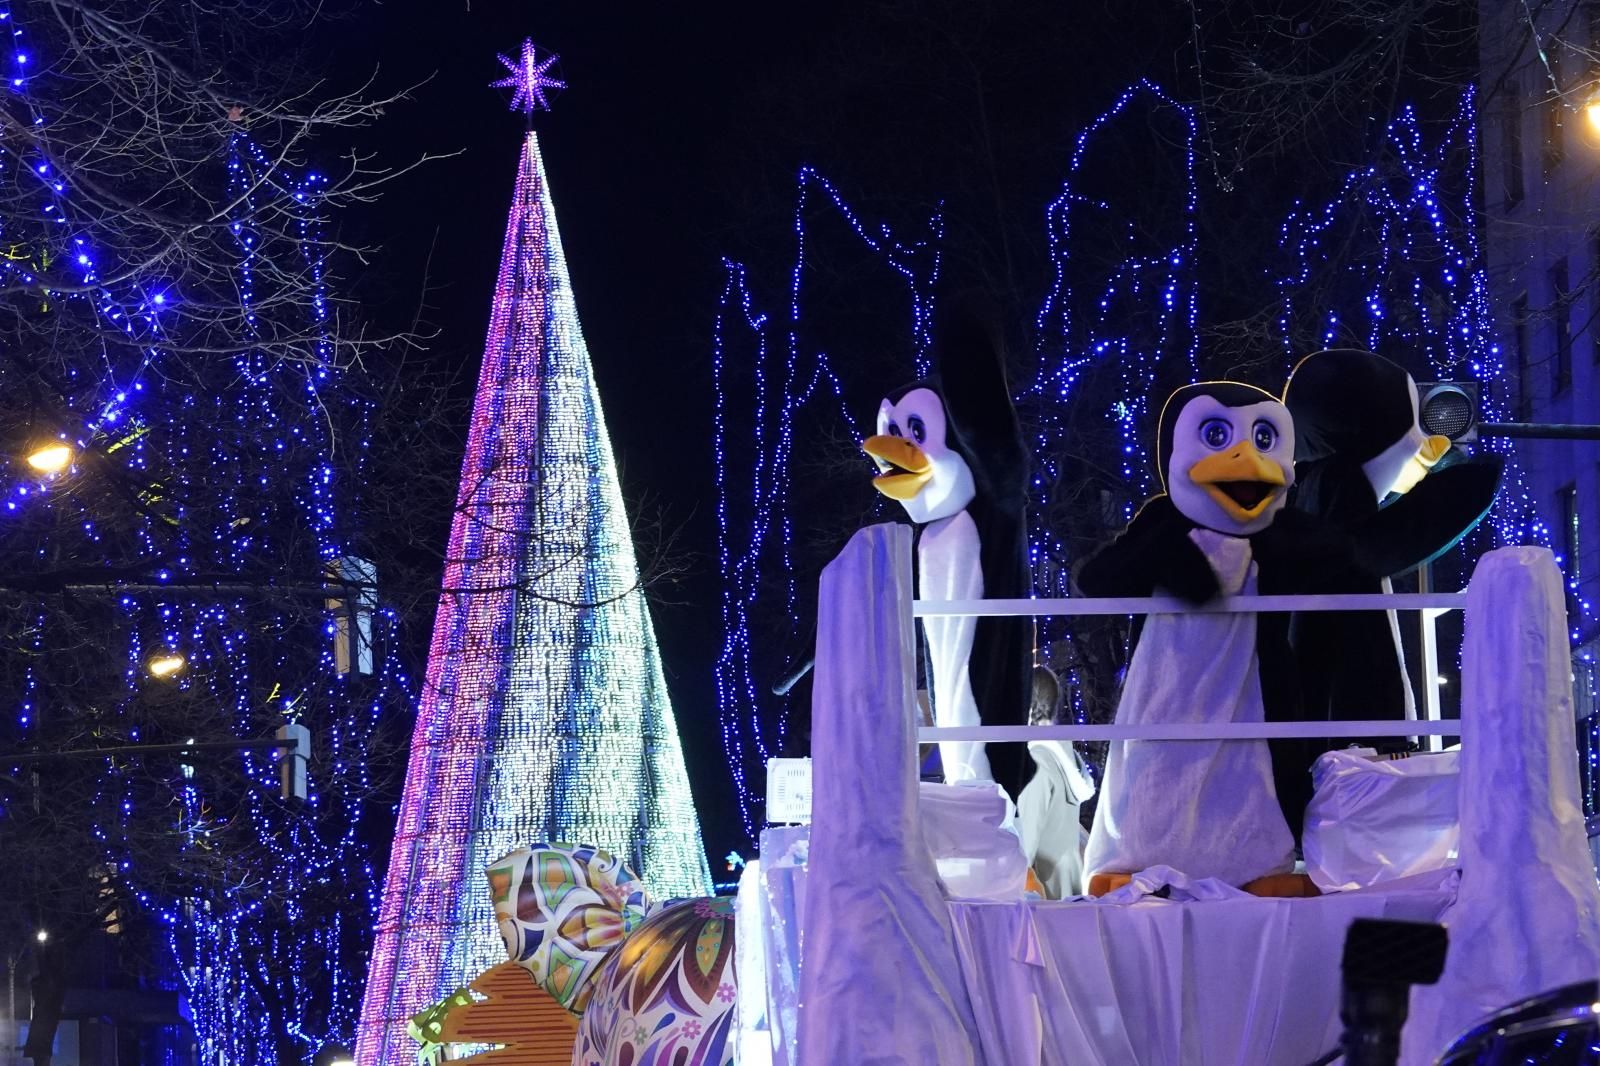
xmin=798 ymin=523 xmax=987 ymax=1065
xmin=948 ymin=872 xmax=1456 ymax=1066
xmin=1402 ymin=547 xmax=1600 ymax=1063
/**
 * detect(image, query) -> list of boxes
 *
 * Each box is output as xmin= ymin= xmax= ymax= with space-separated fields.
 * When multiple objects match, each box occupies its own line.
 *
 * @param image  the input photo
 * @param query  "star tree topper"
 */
xmin=491 ymin=39 xmax=565 ymax=116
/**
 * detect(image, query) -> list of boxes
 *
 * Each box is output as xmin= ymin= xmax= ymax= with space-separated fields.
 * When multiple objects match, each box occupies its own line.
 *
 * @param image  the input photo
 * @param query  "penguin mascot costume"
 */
xmin=862 ymin=306 xmax=1031 ymax=797
xmin=1077 ymin=381 xmax=1367 ymax=888
xmin=1282 ymin=349 xmax=1502 ymax=757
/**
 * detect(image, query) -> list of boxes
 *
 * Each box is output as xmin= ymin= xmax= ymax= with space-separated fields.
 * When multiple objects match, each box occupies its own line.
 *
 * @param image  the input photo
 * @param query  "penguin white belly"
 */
xmin=1084 ymin=531 xmax=1294 ymax=885
xmin=918 ymin=509 xmax=992 ymax=783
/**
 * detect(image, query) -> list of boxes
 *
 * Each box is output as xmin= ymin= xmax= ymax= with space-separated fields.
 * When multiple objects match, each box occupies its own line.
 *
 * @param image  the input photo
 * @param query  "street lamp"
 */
xmin=33 ymin=930 xmax=47 ymax=944
xmin=25 ymin=442 xmax=72 ymax=475
xmin=1577 ymin=86 xmax=1600 ymax=149
xmin=146 ymin=652 xmax=186 ymax=679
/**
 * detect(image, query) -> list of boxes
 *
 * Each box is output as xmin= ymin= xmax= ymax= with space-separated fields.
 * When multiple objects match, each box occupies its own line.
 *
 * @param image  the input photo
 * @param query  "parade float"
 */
xmin=357 ymin=41 xmax=1600 ymax=1066
xmin=726 ymin=347 xmax=1599 ymax=1066
xmin=403 ymin=524 xmax=1600 ymax=1066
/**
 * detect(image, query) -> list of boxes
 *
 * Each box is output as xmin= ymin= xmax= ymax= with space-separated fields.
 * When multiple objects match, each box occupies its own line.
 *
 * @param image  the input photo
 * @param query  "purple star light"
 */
xmin=491 ymin=39 xmax=565 ymax=116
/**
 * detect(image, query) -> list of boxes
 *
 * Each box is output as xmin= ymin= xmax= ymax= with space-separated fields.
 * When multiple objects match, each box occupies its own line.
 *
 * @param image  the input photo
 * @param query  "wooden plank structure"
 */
xmin=437 ymin=962 xmax=578 ymax=1066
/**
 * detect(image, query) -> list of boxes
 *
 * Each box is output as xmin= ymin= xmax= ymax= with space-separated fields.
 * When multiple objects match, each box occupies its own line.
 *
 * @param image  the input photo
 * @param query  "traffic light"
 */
xmin=276 ymin=721 xmax=310 ymax=803
xmin=1417 ymin=382 xmax=1479 ymax=444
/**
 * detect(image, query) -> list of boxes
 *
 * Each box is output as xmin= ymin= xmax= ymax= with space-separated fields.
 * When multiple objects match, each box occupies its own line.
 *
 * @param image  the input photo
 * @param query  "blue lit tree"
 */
xmin=711 ymin=75 xmax=1546 ymax=820
xmin=1019 ymin=82 xmax=1203 ymax=723
xmin=1272 ymin=93 xmax=1541 ymax=550
xmin=711 ymin=170 xmax=942 ymax=838
xmin=0 ymin=5 xmax=431 ymax=1066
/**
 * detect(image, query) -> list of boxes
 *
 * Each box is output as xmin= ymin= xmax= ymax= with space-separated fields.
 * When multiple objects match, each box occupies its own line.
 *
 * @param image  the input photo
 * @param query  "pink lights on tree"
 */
xmin=354 ymin=71 xmax=709 ymax=1066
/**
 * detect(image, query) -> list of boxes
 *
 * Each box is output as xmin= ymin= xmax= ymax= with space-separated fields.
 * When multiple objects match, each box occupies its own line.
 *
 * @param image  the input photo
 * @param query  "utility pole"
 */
xmin=6 ymin=950 xmax=16 ymax=1066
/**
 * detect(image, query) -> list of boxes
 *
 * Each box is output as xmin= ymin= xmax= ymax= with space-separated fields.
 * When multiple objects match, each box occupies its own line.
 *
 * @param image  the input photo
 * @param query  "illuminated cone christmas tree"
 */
xmin=356 ymin=44 xmax=711 ymax=1066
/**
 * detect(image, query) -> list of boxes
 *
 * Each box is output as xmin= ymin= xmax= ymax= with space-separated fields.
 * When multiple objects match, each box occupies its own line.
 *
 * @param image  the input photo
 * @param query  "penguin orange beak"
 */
xmin=1187 ymin=447 xmax=1288 ymax=524
xmin=863 ymin=435 xmax=933 ymax=501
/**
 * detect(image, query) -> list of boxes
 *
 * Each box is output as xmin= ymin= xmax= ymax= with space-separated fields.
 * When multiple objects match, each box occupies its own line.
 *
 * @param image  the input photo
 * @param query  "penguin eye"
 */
xmin=907 ymin=415 xmax=926 ymax=444
xmin=1253 ymin=420 xmax=1279 ymax=451
xmin=1199 ymin=419 xmax=1232 ymax=450
xmin=887 ymin=422 xmax=902 ymax=438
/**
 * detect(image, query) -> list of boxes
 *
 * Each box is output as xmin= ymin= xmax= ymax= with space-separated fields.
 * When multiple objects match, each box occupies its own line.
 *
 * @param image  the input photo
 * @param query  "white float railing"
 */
xmin=921 ymin=721 xmax=1462 ymax=740
xmin=912 ymin=592 xmax=1466 ymax=618
xmin=912 ymin=591 xmax=1468 ymax=748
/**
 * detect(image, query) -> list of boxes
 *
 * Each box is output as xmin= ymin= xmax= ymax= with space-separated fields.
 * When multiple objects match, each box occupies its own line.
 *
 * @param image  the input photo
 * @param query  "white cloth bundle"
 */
xmin=921 ymin=780 xmax=1030 ymax=900
xmin=1302 ymin=748 xmax=1459 ymax=892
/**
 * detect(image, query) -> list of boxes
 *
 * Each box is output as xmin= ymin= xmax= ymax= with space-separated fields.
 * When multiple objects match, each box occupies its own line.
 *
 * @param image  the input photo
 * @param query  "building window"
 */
xmin=325 ymin=556 xmax=378 ymax=676
xmin=1504 ymin=81 xmax=1525 ymax=209
xmin=1552 ymin=257 xmax=1573 ymax=395
xmin=1513 ymin=291 xmax=1532 ymax=418
xmin=1543 ymin=54 xmax=1565 ymax=176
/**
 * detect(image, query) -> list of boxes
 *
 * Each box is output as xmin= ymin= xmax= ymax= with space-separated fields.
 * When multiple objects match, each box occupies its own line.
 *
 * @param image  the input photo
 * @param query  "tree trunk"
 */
xmin=248 ymin=944 xmax=300 ymax=1066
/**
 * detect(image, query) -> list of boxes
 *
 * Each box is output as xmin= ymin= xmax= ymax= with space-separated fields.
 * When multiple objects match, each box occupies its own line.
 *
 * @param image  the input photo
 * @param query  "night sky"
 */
xmin=340 ymin=0 xmax=1227 ymax=862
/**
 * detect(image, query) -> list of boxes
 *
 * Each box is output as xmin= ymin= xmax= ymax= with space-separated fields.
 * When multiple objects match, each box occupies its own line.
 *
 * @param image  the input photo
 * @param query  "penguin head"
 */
xmin=1284 ymin=349 xmax=1451 ymax=500
xmin=1158 ymin=382 xmax=1296 ymax=536
xmin=863 ymin=382 xmax=976 ymax=525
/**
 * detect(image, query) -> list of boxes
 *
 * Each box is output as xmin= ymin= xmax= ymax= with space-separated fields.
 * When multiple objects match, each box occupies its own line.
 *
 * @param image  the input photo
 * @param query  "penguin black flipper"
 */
xmin=1250 ymin=507 xmax=1375 ymax=843
xmin=1074 ymin=496 xmax=1219 ymax=604
xmin=1345 ymin=454 xmax=1504 ymax=578
xmin=933 ymin=301 xmax=1029 ymax=497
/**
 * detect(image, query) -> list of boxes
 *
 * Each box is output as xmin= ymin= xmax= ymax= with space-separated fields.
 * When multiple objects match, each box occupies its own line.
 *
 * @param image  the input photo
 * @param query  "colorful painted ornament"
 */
xmin=486 ymin=843 xmax=736 ymax=1066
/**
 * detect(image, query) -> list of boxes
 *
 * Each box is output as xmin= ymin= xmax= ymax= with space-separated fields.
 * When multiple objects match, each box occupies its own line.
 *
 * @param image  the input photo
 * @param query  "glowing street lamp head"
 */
xmin=35 ymin=929 xmax=48 ymax=943
xmin=147 ymin=652 xmax=186 ymax=679
xmin=490 ymin=39 xmax=565 ymax=117
xmin=26 ymin=442 xmax=72 ymax=474
xmin=1585 ymin=91 xmax=1600 ymax=143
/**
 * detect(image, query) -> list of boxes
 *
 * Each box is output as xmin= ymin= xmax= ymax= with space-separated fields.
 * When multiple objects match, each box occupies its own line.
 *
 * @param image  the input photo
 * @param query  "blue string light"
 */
xmin=1023 ymin=79 xmax=1201 ymax=723
xmin=712 ymin=167 xmax=942 ymax=840
xmin=0 ymin=8 xmax=412 ymax=1065
xmin=714 ymin=81 xmax=1595 ymax=822
xmin=1274 ymin=92 xmax=1550 ymax=548
xmin=1271 ymin=89 xmax=1600 ymax=818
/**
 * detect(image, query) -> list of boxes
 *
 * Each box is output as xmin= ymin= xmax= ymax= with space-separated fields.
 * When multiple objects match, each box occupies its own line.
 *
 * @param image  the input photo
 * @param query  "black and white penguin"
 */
xmin=1076 ymin=381 xmax=1362 ymax=888
xmin=1285 ymin=349 xmax=1501 ymax=568
xmin=1283 ymin=348 xmax=1503 ymax=755
xmin=862 ymin=308 xmax=1031 ymax=797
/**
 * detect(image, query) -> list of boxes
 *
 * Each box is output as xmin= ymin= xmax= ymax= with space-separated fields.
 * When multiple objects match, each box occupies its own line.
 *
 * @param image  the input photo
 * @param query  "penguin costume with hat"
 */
xmin=862 ymin=305 xmax=1032 ymax=797
xmin=1280 ymin=349 xmax=1502 ymax=796
xmin=1077 ymin=381 xmax=1368 ymax=889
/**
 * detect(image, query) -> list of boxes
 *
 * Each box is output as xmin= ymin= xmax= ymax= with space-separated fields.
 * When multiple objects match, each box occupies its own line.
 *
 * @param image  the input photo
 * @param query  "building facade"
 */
xmin=1478 ymin=0 xmax=1600 ymax=835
